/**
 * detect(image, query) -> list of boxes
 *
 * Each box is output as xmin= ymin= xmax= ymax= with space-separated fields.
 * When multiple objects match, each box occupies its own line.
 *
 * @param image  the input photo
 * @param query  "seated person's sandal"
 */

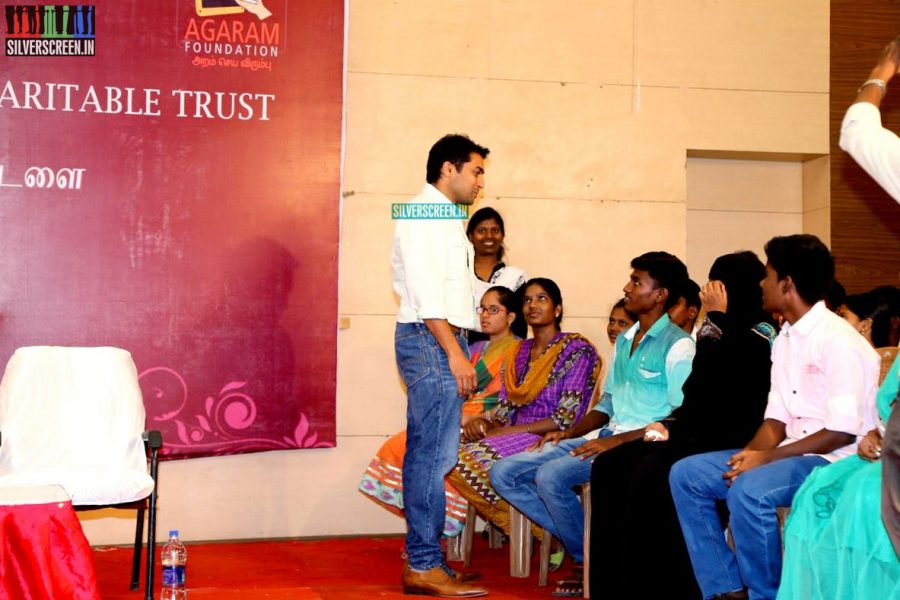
xmin=551 ymin=566 xmax=583 ymax=598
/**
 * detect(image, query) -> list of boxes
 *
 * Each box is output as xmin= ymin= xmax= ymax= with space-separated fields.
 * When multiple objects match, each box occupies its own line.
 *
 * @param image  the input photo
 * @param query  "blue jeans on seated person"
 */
xmin=669 ymin=450 xmax=828 ymax=600
xmin=395 ymin=322 xmax=468 ymax=572
xmin=489 ymin=430 xmax=612 ymax=564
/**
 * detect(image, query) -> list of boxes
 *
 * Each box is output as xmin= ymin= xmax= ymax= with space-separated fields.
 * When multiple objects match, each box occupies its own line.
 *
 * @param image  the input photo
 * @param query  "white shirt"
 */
xmin=392 ymin=184 xmax=476 ymax=329
xmin=764 ymin=301 xmax=881 ymax=462
xmin=839 ymin=102 xmax=900 ymax=203
xmin=472 ymin=264 xmax=528 ymax=303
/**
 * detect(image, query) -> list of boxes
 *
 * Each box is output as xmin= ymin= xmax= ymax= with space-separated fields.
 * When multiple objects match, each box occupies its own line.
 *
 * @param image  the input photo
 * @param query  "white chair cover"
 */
xmin=0 ymin=346 xmax=154 ymax=505
xmin=0 ymin=484 xmax=69 ymax=506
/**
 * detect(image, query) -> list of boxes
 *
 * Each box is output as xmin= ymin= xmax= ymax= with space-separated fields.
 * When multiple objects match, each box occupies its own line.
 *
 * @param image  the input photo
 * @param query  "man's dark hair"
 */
xmin=763 ymin=234 xmax=834 ymax=306
xmin=825 ymin=279 xmax=847 ymax=312
xmin=630 ymin=251 xmax=689 ymax=310
xmin=426 ymin=134 xmax=490 ymax=184
xmin=678 ymin=279 xmax=701 ymax=309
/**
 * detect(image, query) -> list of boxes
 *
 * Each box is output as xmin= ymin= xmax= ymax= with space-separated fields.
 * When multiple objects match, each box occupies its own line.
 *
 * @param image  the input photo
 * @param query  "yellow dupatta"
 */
xmin=503 ymin=333 xmax=598 ymax=407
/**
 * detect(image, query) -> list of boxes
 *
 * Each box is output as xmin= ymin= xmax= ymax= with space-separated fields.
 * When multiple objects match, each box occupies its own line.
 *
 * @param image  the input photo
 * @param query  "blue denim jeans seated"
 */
xmin=669 ymin=450 xmax=828 ymax=600
xmin=490 ymin=430 xmax=612 ymax=564
xmin=395 ymin=322 xmax=468 ymax=572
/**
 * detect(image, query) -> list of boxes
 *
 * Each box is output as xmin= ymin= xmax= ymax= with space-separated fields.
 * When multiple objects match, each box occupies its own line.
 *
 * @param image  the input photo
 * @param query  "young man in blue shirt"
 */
xmin=490 ymin=251 xmax=695 ymax=596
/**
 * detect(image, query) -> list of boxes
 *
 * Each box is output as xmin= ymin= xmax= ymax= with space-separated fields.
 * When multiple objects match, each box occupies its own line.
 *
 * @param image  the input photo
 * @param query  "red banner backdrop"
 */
xmin=0 ymin=1 xmax=343 ymax=458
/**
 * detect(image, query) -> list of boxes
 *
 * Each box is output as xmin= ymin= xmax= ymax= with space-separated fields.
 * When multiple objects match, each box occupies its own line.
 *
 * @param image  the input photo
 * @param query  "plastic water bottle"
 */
xmin=160 ymin=530 xmax=187 ymax=600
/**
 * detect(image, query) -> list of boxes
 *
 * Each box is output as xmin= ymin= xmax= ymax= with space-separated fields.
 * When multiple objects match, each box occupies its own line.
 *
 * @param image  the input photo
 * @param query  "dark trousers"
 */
xmin=589 ymin=439 xmax=701 ymax=599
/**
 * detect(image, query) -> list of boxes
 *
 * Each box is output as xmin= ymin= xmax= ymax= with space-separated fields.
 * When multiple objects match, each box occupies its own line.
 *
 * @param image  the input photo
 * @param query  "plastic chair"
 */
xmin=511 ymin=483 xmax=590 ymax=594
xmin=454 ymin=484 xmax=592 ymax=594
xmin=508 ymin=505 xmax=553 ymax=584
xmin=454 ymin=502 xmax=554 ymax=585
xmin=0 ymin=346 xmax=162 ymax=600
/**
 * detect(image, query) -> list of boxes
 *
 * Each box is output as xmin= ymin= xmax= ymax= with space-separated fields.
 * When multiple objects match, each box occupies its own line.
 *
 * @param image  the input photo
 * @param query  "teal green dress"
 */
xmin=778 ymin=354 xmax=900 ymax=600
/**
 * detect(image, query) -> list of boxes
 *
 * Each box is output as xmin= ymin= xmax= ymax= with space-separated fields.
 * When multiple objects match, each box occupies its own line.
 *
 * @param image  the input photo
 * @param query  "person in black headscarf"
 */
xmin=587 ymin=251 xmax=777 ymax=599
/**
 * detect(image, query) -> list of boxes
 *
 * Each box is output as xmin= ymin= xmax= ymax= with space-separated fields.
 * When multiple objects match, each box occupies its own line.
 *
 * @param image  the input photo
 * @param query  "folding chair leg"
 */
xmin=488 ymin=523 xmax=503 ymax=549
xmin=445 ymin=532 xmax=464 ymax=562
xmin=776 ymin=506 xmax=791 ymax=553
xmin=130 ymin=506 xmax=145 ymax=590
xmin=145 ymin=445 xmax=160 ymax=600
xmin=509 ymin=506 xmax=532 ymax=578
xmin=581 ymin=483 xmax=591 ymax=599
xmin=146 ymin=495 xmax=157 ymax=600
xmin=463 ymin=504 xmax=476 ymax=568
xmin=538 ymin=528 xmax=552 ymax=586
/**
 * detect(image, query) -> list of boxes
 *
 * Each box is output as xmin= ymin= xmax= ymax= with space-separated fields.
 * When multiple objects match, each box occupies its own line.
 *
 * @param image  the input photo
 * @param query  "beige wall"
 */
xmin=80 ymin=0 xmax=830 ymax=545
xmin=686 ymin=157 xmax=805 ymax=280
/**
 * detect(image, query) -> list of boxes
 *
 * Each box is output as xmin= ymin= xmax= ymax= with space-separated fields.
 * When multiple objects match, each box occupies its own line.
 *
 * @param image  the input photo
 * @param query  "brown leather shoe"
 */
xmin=402 ymin=566 xmax=488 ymax=597
xmin=453 ymin=570 xmax=482 ymax=582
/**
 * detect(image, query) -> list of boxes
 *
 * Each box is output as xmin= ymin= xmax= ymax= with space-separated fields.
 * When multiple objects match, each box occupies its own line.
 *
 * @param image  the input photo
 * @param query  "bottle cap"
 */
xmin=169 ymin=530 xmax=179 ymax=537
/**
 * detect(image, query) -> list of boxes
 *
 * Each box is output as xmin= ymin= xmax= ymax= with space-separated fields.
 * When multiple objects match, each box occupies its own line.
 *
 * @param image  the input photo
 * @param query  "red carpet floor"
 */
xmin=94 ymin=534 xmax=567 ymax=599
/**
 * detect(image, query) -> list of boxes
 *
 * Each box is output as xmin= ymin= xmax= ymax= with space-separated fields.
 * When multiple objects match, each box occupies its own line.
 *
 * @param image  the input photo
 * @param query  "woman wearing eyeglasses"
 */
xmin=359 ymin=286 xmax=521 ymax=538
xmin=449 ymin=278 xmax=601 ymax=533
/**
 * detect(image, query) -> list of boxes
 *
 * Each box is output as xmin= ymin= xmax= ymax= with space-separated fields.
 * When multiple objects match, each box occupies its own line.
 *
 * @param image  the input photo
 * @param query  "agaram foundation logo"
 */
xmin=4 ymin=4 xmax=95 ymax=56
xmin=183 ymin=0 xmax=281 ymax=72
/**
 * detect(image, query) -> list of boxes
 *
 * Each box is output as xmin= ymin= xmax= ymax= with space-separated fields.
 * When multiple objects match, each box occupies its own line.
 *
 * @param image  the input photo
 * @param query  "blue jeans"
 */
xmin=490 ymin=432 xmax=611 ymax=563
xmin=669 ymin=450 xmax=828 ymax=600
xmin=396 ymin=322 xmax=468 ymax=572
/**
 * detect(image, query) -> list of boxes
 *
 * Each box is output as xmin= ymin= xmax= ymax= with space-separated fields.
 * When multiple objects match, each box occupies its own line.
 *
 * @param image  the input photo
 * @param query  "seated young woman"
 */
xmin=777 ymin=342 xmax=900 ymax=599
xmin=587 ymin=251 xmax=777 ymax=599
xmin=358 ymin=286 xmax=521 ymax=537
xmin=837 ymin=289 xmax=893 ymax=348
xmin=448 ymin=277 xmax=601 ymax=534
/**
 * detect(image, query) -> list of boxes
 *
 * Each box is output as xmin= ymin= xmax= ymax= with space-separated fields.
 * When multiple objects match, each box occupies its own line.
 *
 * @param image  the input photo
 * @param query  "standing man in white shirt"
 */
xmin=669 ymin=234 xmax=880 ymax=600
xmin=392 ymin=134 xmax=489 ymax=598
xmin=839 ymin=35 xmax=900 ymax=203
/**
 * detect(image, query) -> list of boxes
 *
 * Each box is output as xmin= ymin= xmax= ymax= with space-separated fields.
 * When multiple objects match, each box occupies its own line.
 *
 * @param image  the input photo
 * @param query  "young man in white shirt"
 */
xmin=392 ymin=134 xmax=489 ymax=598
xmin=669 ymin=234 xmax=880 ymax=600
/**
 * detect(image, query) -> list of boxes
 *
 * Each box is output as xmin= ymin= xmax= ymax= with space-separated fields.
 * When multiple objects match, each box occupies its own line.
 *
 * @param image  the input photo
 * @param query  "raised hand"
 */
xmin=700 ymin=280 xmax=728 ymax=314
